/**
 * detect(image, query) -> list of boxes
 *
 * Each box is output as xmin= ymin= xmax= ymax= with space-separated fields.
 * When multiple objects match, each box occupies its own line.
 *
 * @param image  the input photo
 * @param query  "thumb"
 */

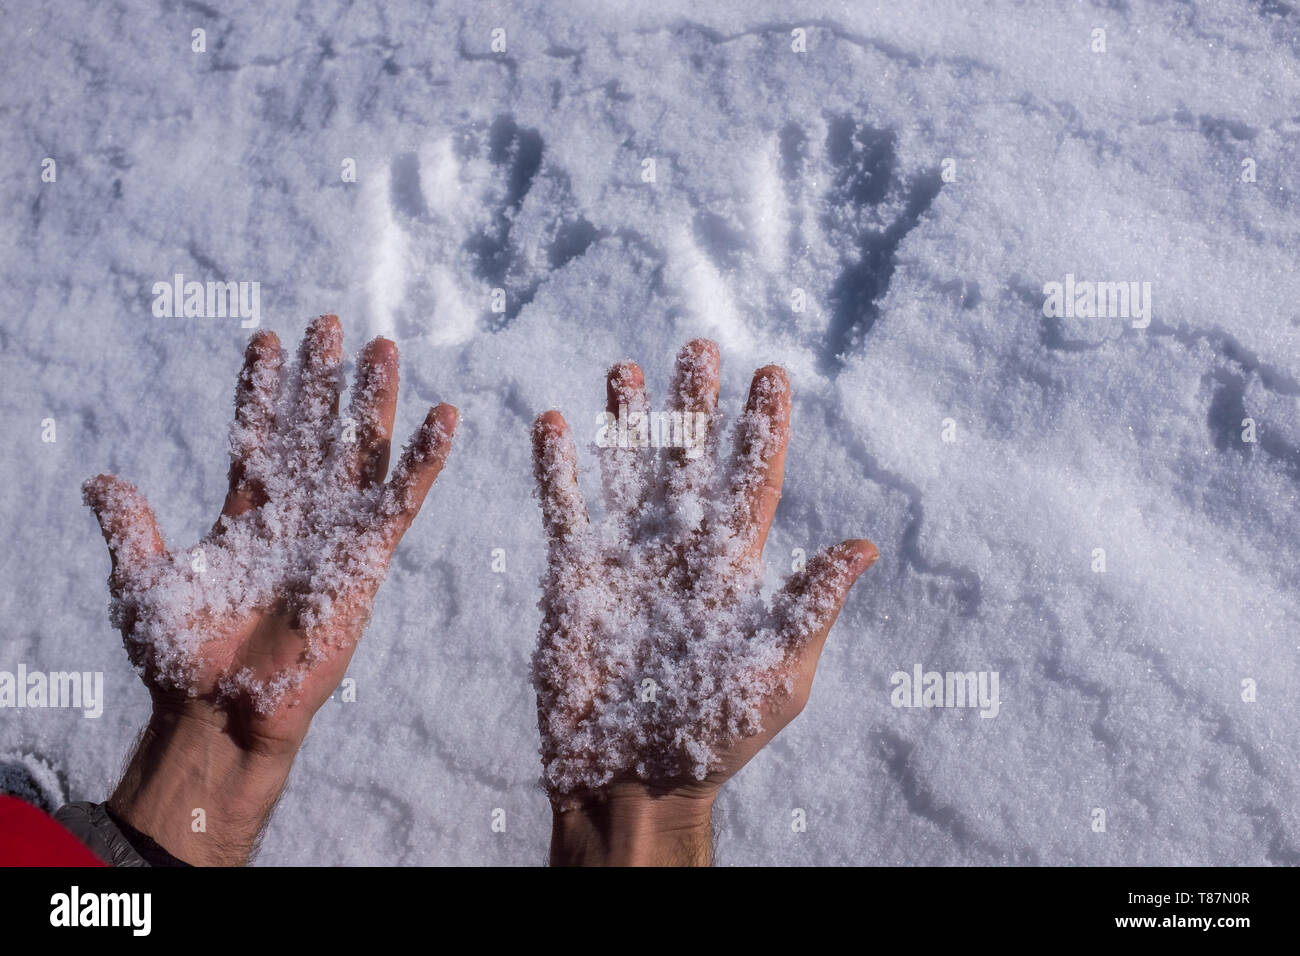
xmin=774 ymin=539 xmax=879 ymax=661
xmin=82 ymin=475 xmax=167 ymax=585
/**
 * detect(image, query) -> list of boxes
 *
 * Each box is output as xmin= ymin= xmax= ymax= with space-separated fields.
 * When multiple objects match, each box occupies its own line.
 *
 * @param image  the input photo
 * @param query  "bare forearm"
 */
xmin=108 ymin=709 xmax=296 ymax=866
xmin=549 ymin=787 xmax=715 ymax=866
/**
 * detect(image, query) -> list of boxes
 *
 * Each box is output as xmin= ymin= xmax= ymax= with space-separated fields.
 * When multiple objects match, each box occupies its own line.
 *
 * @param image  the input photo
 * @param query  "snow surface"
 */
xmin=2 ymin=0 xmax=1299 ymax=865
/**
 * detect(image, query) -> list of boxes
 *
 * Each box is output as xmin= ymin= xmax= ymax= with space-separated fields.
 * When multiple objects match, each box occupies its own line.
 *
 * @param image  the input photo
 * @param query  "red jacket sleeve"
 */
xmin=0 ymin=795 xmax=106 ymax=866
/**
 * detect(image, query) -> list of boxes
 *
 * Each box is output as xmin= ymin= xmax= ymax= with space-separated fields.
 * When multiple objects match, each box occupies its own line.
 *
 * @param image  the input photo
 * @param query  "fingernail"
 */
xmin=432 ymin=403 xmax=459 ymax=435
xmin=847 ymin=539 xmax=880 ymax=574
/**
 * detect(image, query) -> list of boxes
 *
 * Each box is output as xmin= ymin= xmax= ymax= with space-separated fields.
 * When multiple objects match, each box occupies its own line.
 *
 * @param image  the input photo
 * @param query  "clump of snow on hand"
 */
xmin=83 ymin=322 xmax=438 ymax=714
xmin=534 ymin=367 xmax=855 ymax=800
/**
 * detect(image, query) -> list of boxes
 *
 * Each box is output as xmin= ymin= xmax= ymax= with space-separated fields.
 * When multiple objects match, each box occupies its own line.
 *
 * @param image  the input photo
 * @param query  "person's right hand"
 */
xmin=531 ymin=339 xmax=877 ymax=865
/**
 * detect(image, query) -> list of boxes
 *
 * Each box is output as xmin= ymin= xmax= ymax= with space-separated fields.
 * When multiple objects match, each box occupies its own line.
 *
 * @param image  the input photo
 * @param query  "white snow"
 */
xmin=1 ymin=0 xmax=1298 ymax=865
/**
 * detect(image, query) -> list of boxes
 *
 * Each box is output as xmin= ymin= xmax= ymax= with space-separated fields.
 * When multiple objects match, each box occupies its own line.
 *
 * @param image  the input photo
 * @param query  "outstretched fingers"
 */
xmin=726 ymin=365 xmax=791 ymax=564
xmin=533 ymin=411 xmax=591 ymax=548
xmin=83 ymin=474 xmax=168 ymax=586
xmin=345 ymin=337 xmax=400 ymax=488
xmin=379 ymin=403 xmax=458 ymax=551
xmin=223 ymin=329 xmax=284 ymax=518
xmin=774 ymin=539 xmax=879 ymax=660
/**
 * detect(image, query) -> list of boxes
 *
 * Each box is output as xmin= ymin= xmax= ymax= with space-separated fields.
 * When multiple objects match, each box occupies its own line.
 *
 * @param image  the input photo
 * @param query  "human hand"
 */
xmin=84 ymin=315 xmax=457 ymax=863
xmin=532 ymin=339 xmax=877 ymax=865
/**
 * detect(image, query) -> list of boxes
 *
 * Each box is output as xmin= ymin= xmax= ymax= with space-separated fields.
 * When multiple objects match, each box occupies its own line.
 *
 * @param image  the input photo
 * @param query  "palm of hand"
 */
xmin=532 ymin=340 xmax=877 ymax=805
xmin=85 ymin=316 xmax=456 ymax=752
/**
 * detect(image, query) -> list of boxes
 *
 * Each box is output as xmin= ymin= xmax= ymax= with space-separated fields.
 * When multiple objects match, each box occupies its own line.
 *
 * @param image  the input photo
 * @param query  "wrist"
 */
xmin=549 ymin=784 xmax=716 ymax=866
xmin=108 ymin=707 xmax=296 ymax=866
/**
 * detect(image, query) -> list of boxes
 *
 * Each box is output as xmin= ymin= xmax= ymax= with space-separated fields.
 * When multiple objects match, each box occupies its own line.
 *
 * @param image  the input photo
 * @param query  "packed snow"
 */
xmin=1 ymin=0 xmax=1298 ymax=865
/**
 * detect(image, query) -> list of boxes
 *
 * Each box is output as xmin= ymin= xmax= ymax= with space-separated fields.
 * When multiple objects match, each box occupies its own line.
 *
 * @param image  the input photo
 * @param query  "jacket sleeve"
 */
xmin=53 ymin=801 xmax=195 ymax=867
